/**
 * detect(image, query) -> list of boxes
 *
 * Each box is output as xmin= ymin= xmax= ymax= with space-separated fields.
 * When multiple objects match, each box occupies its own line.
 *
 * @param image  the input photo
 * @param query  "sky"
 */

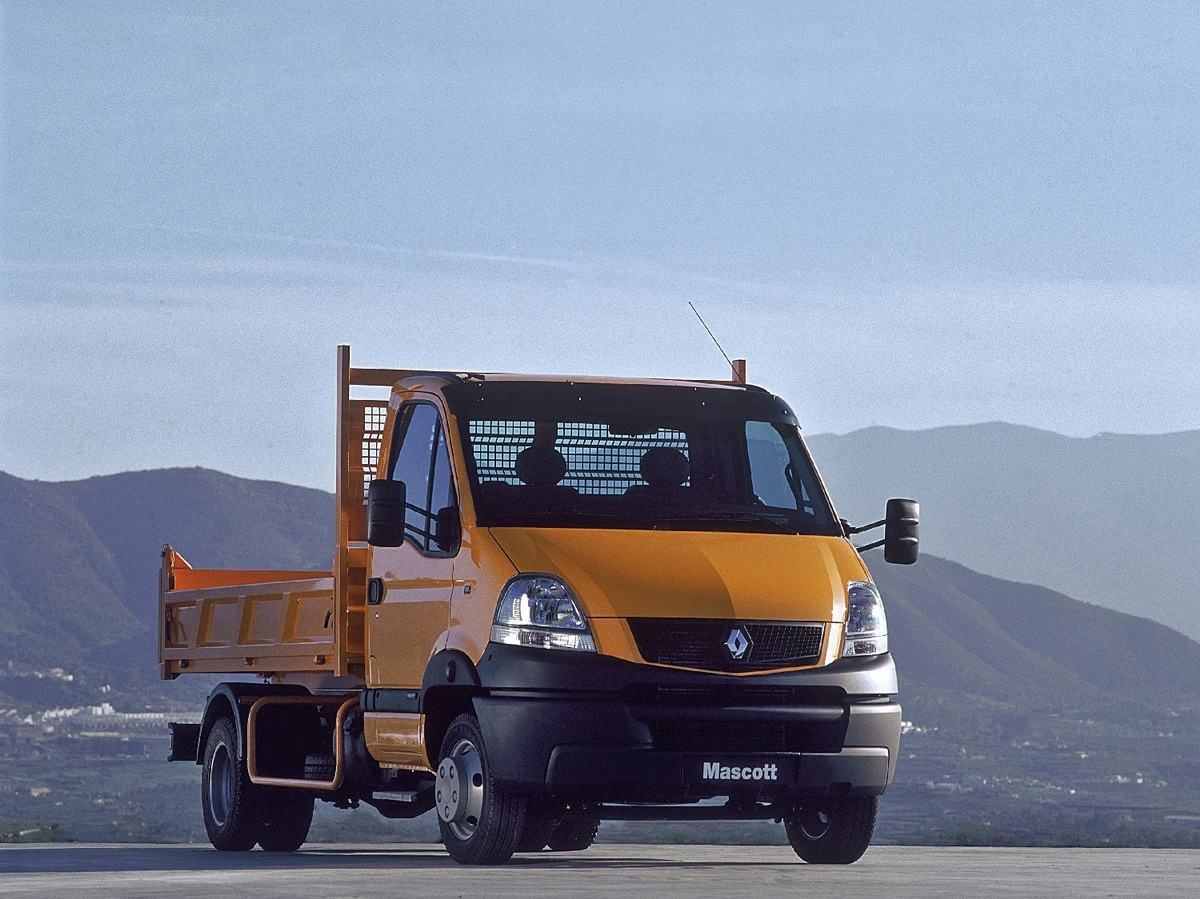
xmin=3 ymin=1 xmax=1199 ymax=491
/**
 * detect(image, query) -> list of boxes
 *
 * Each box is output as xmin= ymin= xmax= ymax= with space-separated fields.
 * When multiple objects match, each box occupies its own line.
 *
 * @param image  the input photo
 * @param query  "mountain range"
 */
xmin=1 ymin=455 xmax=1198 ymax=713
xmin=876 ymin=554 xmax=1200 ymax=707
xmin=0 ymin=468 xmax=330 ymax=689
xmin=808 ymin=423 xmax=1200 ymax=640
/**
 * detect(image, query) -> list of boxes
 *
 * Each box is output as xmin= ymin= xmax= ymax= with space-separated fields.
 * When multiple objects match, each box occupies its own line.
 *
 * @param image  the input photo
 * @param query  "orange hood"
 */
xmin=487 ymin=527 xmax=868 ymax=622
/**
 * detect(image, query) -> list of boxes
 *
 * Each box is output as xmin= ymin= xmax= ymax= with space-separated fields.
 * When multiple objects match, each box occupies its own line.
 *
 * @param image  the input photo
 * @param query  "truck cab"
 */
xmin=162 ymin=347 xmax=917 ymax=865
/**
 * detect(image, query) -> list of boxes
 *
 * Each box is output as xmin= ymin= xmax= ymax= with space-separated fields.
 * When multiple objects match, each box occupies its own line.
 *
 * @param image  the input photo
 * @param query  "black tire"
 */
xmin=201 ymin=716 xmax=261 ymax=851
xmin=784 ymin=796 xmax=878 ymax=864
xmin=546 ymin=817 xmax=600 ymax=851
xmin=257 ymin=789 xmax=314 ymax=852
xmin=514 ymin=803 xmax=556 ymax=853
xmin=434 ymin=713 xmax=526 ymax=865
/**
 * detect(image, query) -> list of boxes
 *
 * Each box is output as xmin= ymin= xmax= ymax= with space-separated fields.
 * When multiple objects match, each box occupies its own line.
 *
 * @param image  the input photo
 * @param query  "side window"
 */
xmin=387 ymin=403 xmax=457 ymax=553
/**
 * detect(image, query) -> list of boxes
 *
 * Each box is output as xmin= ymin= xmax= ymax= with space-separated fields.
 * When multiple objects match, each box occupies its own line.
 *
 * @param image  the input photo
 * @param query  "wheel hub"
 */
xmin=798 ymin=805 xmax=832 ymax=840
xmin=207 ymin=742 xmax=233 ymax=828
xmin=435 ymin=738 xmax=484 ymax=839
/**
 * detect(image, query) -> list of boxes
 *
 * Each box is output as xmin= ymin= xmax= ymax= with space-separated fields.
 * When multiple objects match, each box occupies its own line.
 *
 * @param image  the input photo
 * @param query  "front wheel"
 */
xmin=784 ymin=796 xmax=878 ymax=864
xmin=435 ymin=713 xmax=527 ymax=865
xmin=201 ymin=716 xmax=261 ymax=851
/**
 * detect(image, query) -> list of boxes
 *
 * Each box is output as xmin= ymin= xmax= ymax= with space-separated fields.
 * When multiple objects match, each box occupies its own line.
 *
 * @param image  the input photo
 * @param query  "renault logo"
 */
xmin=725 ymin=627 xmax=751 ymax=660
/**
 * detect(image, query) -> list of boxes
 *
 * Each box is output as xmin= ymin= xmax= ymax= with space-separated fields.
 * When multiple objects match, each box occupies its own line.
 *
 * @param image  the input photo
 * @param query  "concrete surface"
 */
xmin=1 ymin=844 xmax=1198 ymax=897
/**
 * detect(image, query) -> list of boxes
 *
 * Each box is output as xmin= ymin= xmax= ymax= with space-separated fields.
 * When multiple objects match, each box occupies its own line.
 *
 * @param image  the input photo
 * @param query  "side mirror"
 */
xmin=433 ymin=505 xmax=461 ymax=553
xmin=883 ymin=498 xmax=919 ymax=565
xmin=367 ymin=479 xmax=407 ymax=547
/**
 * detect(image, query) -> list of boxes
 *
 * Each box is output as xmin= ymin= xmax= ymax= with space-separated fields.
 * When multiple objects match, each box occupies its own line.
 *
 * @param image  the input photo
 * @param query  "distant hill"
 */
xmin=2 ymin=464 xmax=1198 ymax=713
xmin=808 ymin=424 xmax=1200 ymax=640
xmin=874 ymin=554 xmax=1200 ymax=707
xmin=0 ymin=468 xmax=331 ymax=690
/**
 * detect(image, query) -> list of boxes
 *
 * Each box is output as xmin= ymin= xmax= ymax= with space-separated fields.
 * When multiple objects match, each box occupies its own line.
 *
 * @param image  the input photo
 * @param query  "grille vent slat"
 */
xmin=647 ymin=720 xmax=846 ymax=754
xmin=628 ymin=619 xmax=825 ymax=672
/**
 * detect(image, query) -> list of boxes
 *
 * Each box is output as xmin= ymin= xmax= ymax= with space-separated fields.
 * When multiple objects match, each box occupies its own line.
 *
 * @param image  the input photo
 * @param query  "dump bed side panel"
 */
xmin=158 ymin=546 xmax=334 ymax=677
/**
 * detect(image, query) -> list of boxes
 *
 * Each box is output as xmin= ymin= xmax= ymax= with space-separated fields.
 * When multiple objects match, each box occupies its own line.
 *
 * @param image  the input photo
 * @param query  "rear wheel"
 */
xmin=201 ymin=716 xmax=261 ymax=851
xmin=546 ymin=817 xmax=600 ymax=851
xmin=514 ymin=804 xmax=556 ymax=853
xmin=785 ymin=796 xmax=878 ymax=864
xmin=257 ymin=789 xmax=314 ymax=852
xmin=435 ymin=713 xmax=526 ymax=865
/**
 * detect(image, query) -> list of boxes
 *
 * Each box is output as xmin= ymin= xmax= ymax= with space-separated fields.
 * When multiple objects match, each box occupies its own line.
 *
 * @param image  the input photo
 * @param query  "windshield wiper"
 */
xmin=643 ymin=509 xmax=802 ymax=534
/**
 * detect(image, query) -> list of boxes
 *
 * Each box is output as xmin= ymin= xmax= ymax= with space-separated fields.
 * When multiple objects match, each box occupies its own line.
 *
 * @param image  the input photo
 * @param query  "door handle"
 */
xmin=367 ymin=578 xmax=385 ymax=606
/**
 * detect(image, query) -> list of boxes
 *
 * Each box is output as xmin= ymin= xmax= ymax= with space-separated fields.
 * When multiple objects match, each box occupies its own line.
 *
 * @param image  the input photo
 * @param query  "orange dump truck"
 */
xmin=162 ymin=345 xmax=918 ymax=864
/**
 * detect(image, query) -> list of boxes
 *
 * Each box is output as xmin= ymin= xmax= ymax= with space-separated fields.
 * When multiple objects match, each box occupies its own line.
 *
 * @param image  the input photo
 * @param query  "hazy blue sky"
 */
xmin=3 ymin=2 xmax=1199 ymax=490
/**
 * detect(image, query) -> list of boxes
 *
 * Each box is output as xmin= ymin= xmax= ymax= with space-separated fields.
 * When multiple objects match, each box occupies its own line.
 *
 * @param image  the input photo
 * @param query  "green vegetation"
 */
xmin=0 ymin=824 xmax=63 ymax=844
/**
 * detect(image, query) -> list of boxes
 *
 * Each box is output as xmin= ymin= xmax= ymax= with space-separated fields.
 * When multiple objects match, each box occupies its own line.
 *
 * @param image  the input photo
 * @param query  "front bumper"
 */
xmin=473 ymin=645 xmax=901 ymax=803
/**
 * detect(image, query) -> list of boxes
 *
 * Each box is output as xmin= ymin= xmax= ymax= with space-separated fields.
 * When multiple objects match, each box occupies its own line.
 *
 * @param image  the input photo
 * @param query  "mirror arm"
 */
xmin=844 ymin=518 xmax=886 ymax=536
xmin=405 ymin=525 xmax=435 ymax=543
xmin=855 ymin=538 xmax=886 ymax=553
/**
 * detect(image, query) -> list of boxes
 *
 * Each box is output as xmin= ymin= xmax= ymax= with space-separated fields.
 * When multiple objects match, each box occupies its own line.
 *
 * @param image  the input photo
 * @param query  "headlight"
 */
xmin=842 ymin=580 xmax=888 ymax=657
xmin=491 ymin=575 xmax=596 ymax=652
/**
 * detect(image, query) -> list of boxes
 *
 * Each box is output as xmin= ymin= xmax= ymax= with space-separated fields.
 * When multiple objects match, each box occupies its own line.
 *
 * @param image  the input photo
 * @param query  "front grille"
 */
xmin=648 ymin=719 xmax=845 ymax=754
xmin=627 ymin=618 xmax=825 ymax=672
xmin=624 ymin=684 xmax=845 ymax=708
xmin=652 ymin=721 xmax=789 ymax=753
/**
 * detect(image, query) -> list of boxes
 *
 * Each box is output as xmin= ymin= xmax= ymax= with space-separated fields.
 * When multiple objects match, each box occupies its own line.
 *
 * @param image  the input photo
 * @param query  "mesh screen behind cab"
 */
xmin=468 ymin=420 xmax=688 ymax=494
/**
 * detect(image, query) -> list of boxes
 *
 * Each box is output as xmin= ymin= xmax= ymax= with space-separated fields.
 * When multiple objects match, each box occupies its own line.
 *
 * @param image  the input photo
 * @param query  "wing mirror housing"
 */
xmin=367 ymin=479 xmax=407 ymax=547
xmin=433 ymin=506 xmax=461 ymax=553
xmin=845 ymin=497 xmax=920 ymax=565
xmin=883 ymin=498 xmax=920 ymax=565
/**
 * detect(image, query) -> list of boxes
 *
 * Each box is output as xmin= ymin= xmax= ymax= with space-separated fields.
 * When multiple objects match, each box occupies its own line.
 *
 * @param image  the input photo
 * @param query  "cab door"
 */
xmin=366 ymin=401 xmax=459 ymax=689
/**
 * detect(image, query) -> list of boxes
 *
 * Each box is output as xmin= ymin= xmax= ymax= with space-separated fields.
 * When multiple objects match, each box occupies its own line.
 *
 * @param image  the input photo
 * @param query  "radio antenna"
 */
xmin=688 ymin=302 xmax=746 ymax=383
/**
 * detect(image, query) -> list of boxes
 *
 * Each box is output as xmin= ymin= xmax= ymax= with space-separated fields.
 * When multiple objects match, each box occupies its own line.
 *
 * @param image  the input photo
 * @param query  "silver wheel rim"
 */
xmin=799 ymin=806 xmax=832 ymax=840
xmin=436 ymin=737 xmax=485 ymax=840
xmin=207 ymin=741 xmax=233 ymax=828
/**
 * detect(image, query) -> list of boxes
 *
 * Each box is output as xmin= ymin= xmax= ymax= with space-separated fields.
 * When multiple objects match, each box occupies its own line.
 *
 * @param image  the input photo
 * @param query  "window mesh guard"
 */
xmin=468 ymin=420 xmax=689 ymax=494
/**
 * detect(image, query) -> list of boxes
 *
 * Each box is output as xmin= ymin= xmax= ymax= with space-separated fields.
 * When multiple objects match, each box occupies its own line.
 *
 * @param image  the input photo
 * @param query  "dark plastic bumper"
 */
xmin=472 ymin=645 xmax=901 ymax=802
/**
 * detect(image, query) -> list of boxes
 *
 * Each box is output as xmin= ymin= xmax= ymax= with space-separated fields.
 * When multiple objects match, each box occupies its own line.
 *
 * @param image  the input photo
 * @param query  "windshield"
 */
xmin=449 ymin=382 xmax=839 ymax=535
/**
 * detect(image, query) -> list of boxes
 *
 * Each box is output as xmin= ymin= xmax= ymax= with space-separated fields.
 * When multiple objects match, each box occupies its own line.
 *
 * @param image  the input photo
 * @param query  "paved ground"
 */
xmin=2 ymin=844 xmax=1198 ymax=897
